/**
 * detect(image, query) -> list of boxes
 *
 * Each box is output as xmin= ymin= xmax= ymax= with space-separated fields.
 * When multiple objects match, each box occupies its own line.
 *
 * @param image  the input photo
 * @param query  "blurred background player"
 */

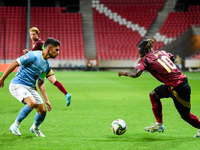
xmin=23 ymin=27 xmax=44 ymax=54
xmin=118 ymin=38 xmax=200 ymax=137
xmin=175 ymin=54 xmax=183 ymax=72
xmin=0 ymin=37 xmax=61 ymax=137
xmin=23 ymin=27 xmax=71 ymax=106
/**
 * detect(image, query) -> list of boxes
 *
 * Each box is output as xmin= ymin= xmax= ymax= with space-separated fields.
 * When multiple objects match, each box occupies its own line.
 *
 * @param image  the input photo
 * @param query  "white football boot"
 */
xmin=194 ymin=129 xmax=200 ymax=137
xmin=30 ymin=125 xmax=45 ymax=137
xmin=9 ymin=124 xmax=21 ymax=136
xmin=144 ymin=123 xmax=164 ymax=133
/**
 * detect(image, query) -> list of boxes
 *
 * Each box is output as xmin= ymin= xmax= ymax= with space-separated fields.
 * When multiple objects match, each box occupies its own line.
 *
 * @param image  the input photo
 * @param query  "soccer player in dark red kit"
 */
xmin=118 ymin=38 xmax=200 ymax=137
xmin=23 ymin=27 xmax=71 ymax=106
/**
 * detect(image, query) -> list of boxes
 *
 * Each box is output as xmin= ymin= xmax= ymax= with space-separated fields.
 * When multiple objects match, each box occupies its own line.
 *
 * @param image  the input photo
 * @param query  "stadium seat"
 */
xmin=0 ymin=6 xmax=26 ymax=59
xmin=156 ymin=5 xmax=200 ymax=50
xmin=31 ymin=7 xmax=85 ymax=60
xmin=92 ymin=0 xmax=164 ymax=60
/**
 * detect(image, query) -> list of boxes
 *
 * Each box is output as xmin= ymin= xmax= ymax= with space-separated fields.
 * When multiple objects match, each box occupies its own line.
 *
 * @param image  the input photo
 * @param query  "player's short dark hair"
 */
xmin=44 ymin=37 xmax=61 ymax=48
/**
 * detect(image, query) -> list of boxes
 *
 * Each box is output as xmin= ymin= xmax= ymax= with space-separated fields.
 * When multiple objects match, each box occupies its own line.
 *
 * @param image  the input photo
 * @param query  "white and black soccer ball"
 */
xmin=111 ymin=119 xmax=127 ymax=135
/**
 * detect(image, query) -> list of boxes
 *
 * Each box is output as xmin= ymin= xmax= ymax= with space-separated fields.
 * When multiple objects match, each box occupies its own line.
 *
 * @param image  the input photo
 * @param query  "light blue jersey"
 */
xmin=11 ymin=51 xmax=50 ymax=87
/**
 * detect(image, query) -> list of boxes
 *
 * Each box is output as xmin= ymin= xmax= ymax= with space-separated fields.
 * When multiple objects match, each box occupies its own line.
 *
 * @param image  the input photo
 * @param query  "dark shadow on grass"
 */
xmin=0 ymin=133 xmax=35 ymax=141
xmin=88 ymin=135 xmax=195 ymax=143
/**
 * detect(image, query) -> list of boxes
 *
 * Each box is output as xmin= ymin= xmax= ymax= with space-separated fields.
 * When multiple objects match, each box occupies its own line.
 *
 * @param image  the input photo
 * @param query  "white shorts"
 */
xmin=9 ymin=83 xmax=44 ymax=104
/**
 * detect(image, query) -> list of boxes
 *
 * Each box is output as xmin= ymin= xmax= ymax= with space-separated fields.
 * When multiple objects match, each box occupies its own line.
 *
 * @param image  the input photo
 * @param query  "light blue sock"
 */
xmin=34 ymin=112 xmax=46 ymax=126
xmin=16 ymin=105 xmax=32 ymax=123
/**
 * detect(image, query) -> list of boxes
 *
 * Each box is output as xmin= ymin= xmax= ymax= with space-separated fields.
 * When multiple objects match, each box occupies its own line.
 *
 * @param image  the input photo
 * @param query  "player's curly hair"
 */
xmin=138 ymin=37 xmax=154 ymax=54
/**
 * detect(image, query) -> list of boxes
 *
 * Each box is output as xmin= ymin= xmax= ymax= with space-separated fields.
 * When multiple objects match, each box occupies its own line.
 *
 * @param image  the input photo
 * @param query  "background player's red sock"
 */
xmin=54 ymin=80 xmax=67 ymax=95
xmin=182 ymin=113 xmax=200 ymax=129
xmin=149 ymin=93 xmax=163 ymax=123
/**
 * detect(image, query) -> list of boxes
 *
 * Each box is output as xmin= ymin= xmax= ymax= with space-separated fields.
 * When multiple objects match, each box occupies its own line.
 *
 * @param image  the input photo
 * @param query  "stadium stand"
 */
xmin=31 ymin=7 xmax=85 ymax=60
xmin=92 ymin=0 xmax=164 ymax=60
xmin=0 ymin=6 xmax=26 ymax=59
xmin=154 ymin=5 xmax=200 ymax=51
xmin=0 ymin=6 xmax=84 ymax=60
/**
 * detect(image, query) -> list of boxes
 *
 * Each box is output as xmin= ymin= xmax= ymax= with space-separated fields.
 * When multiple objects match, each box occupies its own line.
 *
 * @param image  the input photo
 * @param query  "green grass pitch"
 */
xmin=0 ymin=71 xmax=200 ymax=150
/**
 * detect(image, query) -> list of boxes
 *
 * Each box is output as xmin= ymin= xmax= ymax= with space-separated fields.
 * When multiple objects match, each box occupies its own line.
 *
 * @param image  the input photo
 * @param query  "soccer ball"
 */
xmin=111 ymin=119 xmax=127 ymax=135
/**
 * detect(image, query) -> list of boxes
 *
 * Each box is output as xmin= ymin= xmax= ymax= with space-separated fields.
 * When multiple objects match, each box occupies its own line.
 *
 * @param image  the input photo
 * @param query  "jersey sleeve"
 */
xmin=16 ymin=52 xmax=35 ymax=66
xmin=136 ymin=57 xmax=146 ymax=71
xmin=46 ymin=68 xmax=54 ymax=78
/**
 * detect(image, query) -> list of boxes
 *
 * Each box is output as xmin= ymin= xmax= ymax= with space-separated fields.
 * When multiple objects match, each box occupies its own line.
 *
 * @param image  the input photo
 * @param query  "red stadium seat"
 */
xmin=93 ymin=0 xmax=164 ymax=60
xmin=156 ymin=5 xmax=200 ymax=49
xmin=0 ymin=6 xmax=26 ymax=59
xmin=31 ymin=7 xmax=85 ymax=60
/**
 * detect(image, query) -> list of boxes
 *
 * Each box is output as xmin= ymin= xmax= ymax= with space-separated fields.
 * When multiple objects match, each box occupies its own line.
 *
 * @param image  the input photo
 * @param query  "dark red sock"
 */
xmin=149 ymin=93 xmax=163 ymax=123
xmin=54 ymin=80 xmax=67 ymax=95
xmin=182 ymin=113 xmax=200 ymax=129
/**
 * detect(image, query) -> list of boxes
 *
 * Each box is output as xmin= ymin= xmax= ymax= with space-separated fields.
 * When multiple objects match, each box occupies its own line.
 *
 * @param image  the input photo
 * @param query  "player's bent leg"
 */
xmin=181 ymin=113 xmax=200 ymax=129
xmin=181 ymin=113 xmax=200 ymax=137
xmin=9 ymin=96 xmax=36 ymax=136
xmin=30 ymin=104 xmax=46 ymax=137
xmin=145 ymin=85 xmax=170 ymax=133
xmin=149 ymin=91 xmax=163 ymax=123
xmin=145 ymin=91 xmax=164 ymax=133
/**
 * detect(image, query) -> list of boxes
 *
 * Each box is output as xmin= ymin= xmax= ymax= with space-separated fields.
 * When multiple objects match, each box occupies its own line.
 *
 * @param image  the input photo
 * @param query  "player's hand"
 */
xmin=118 ymin=71 xmax=122 ymax=77
xmin=65 ymin=93 xmax=71 ymax=107
xmin=0 ymin=78 xmax=4 ymax=88
xmin=45 ymin=101 xmax=51 ymax=111
xmin=23 ymin=49 xmax=29 ymax=54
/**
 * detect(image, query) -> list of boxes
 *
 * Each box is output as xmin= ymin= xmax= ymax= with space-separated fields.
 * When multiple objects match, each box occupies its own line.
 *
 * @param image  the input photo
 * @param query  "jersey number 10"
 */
xmin=157 ymin=55 xmax=177 ymax=73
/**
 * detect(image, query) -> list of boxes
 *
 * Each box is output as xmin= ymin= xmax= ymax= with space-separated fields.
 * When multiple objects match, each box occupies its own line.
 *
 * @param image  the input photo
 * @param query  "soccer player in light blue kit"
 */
xmin=0 ymin=37 xmax=61 ymax=137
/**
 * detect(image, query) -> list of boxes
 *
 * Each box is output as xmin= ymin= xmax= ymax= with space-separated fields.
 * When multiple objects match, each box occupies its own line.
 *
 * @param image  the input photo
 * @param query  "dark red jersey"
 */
xmin=31 ymin=38 xmax=44 ymax=51
xmin=136 ymin=50 xmax=186 ymax=87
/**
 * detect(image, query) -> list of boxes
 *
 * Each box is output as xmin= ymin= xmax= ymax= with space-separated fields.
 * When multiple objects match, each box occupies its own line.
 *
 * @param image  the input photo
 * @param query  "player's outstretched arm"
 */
xmin=0 ymin=60 xmax=19 ymax=87
xmin=118 ymin=69 xmax=143 ymax=78
xmin=37 ymin=79 xmax=51 ymax=111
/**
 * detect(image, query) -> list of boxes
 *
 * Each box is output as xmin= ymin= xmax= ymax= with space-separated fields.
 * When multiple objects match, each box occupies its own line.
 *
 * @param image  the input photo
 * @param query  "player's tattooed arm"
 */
xmin=118 ymin=69 xmax=143 ymax=78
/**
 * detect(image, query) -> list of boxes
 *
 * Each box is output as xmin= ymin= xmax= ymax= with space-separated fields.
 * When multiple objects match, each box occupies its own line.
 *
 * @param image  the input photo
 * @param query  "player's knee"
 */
xmin=39 ymin=108 xmax=47 ymax=116
xmin=149 ymin=90 xmax=160 ymax=100
xmin=26 ymin=100 xmax=37 ymax=109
